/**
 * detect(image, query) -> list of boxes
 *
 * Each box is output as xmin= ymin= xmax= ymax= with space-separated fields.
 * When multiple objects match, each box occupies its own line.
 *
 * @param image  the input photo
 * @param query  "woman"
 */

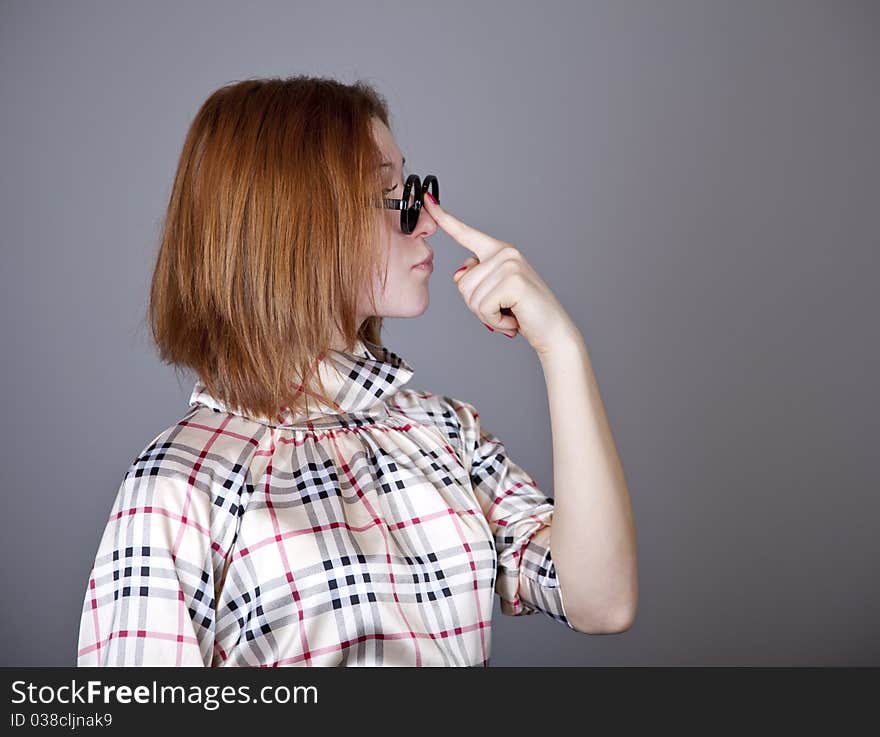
xmin=76 ymin=75 xmax=638 ymax=667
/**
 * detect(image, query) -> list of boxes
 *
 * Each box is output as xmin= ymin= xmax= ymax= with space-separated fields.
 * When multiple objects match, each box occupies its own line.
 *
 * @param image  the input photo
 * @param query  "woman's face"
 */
xmin=357 ymin=117 xmax=438 ymax=325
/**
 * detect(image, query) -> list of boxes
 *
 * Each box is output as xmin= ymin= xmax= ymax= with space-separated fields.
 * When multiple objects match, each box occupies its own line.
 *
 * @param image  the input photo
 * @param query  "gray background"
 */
xmin=1 ymin=0 xmax=877 ymax=666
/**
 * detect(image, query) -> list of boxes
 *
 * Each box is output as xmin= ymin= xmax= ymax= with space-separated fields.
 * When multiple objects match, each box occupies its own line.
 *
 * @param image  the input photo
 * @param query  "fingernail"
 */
xmin=483 ymin=323 xmax=494 ymax=332
xmin=454 ymin=266 xmax=467 ymax=274
xmin=425 ymin=192 xmax=436 ymax=204
xmin=504 ymin=332 xmax=515 ymax=339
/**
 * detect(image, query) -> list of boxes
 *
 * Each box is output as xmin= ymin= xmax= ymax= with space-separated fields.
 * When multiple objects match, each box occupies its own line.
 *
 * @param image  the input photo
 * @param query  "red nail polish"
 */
xmin=504 ymin=332 xmax=515 ymax=339
xmin=425 ymin=192 xmax=436 ymax=204
xmin=484 ymin=323 xmax=494 ymax=332
xmin=454 ymin=266 xmax=467 ymax=274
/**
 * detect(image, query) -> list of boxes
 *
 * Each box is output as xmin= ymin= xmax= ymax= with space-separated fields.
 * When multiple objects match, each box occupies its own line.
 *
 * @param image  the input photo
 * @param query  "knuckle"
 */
xmin=497 ymin=259 xmax=518 ymax=276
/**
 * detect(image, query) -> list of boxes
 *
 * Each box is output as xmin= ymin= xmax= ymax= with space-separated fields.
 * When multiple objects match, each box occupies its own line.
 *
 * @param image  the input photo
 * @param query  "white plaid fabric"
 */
xmin=77 ymin=338 xmax=576 ymax=666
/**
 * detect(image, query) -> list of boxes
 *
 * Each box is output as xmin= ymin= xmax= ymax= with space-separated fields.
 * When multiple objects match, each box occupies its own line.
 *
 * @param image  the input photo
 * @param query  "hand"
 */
xmin=421 ymin=192 xmax=579 ymax=357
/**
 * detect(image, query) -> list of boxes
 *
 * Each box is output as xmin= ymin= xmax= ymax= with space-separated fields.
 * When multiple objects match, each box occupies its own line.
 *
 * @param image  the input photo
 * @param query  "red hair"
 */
xmin=147 ymin=75 xmax=394 ymax=419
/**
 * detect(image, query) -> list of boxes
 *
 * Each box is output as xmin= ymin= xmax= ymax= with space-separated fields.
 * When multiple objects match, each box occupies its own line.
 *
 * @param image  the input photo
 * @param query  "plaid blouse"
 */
xmin=77 ymin=338 xmax=576 ymax=667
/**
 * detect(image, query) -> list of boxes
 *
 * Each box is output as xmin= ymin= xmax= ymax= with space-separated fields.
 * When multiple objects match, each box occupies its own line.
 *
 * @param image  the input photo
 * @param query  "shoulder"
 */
xmin=117 ymin=405 xmax=268 ymax=516
xmin=389 ymin=387 xmax=482 ymax=453
xmin=391 ymin=386 xmax=478 ymax=422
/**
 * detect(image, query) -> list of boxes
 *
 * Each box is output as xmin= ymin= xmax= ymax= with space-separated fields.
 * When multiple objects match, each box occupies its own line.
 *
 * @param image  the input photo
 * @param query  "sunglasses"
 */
xmin=376 ymin=173 xmax=440 ymax=235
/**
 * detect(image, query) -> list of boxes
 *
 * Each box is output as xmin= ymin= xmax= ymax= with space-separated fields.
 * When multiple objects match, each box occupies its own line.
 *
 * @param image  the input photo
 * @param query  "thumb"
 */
xmin=452 ymin=256 xmax=480 ymax=283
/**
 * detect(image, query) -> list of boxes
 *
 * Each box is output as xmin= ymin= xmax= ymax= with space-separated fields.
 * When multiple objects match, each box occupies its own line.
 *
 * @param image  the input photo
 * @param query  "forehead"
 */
xmin=370 ymin=117 xmax=404 ymax=167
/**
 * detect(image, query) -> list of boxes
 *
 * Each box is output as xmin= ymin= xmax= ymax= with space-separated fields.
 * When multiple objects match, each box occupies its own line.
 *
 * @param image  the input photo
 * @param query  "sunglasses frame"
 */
xmin=380 ymin=173 xmax=440 ymax=234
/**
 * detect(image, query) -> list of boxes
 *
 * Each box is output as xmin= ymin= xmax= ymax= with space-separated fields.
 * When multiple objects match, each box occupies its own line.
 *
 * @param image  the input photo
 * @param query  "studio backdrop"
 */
xmin=1 ymin=0 xmax=877 ymax=666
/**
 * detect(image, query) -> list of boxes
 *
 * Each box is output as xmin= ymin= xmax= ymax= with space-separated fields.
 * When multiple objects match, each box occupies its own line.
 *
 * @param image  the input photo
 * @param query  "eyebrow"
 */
xmin=379 ymin=155 xmax=406 ymax=169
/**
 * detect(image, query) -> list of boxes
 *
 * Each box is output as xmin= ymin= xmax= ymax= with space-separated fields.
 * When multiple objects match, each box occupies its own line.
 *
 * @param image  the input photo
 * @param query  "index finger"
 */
xmin=421 ymin=193 xmax=507 ymax=261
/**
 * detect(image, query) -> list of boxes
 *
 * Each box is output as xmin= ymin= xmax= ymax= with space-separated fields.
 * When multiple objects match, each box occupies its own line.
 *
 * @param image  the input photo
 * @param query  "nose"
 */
xmin=411 ymin=203 xmax=438 ymax=238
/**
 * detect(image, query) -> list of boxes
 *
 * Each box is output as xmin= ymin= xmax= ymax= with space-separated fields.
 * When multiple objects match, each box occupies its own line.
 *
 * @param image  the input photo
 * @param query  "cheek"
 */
xmin=387 ymin=237 xmax=411 ymax=268
xmin=373 ymin=240 xmax=418 ymax=299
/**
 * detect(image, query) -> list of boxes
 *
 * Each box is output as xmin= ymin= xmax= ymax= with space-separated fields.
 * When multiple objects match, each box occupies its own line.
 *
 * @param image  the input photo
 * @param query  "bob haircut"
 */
xmin=148 ymin=75 xmax=396 ymax=421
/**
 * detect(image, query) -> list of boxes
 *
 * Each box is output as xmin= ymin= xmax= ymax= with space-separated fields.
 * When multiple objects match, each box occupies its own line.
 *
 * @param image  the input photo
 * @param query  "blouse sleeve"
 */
xmin=449 ymin=397 xmax=577 ymax=630
xmin=77 ymin=437 xmax=235 ymax=666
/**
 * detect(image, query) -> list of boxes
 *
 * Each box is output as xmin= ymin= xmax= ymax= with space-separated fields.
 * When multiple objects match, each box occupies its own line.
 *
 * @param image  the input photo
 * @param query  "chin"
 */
xmin=380 ymin=295 xmax=430 ymax=318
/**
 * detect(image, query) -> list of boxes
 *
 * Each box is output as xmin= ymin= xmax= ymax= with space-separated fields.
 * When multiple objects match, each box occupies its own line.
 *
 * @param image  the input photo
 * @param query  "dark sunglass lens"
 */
xmin=405 ymin=205 xmax=419 ymax=233
xmin=422 ymin=175 xmax=439 ymax=205
xmin=402 ymin=175 xmax=421 ymax=233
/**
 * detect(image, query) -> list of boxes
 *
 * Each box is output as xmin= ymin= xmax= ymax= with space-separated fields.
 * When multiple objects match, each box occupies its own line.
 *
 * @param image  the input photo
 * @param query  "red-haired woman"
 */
xmin=77 ymin=75 xmax=637 ymax=667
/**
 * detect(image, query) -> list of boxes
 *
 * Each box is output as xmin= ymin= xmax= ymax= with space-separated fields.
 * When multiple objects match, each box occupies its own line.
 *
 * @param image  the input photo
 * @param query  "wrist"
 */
xmin=535 ymin=316 xmax=585 ymax=364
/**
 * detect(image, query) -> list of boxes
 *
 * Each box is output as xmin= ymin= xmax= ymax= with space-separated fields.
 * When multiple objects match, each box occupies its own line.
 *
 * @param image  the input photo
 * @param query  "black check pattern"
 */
xmin=77 ymin=338 xmax=576 ymax=666
xmin=189 ymin=338 xmax=416 ymax=428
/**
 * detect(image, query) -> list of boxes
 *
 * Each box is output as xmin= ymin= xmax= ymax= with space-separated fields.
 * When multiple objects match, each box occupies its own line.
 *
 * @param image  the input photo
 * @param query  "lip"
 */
xmin=412 ymin=251 xmax=434 ymax=269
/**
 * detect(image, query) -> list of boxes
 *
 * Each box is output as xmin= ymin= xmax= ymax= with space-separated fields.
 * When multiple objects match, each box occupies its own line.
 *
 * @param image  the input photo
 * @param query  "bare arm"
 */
xmin=537 ymin=320 xmax=638 ymax=633
xmin=420 ymin=192 xmax=638 ymax=634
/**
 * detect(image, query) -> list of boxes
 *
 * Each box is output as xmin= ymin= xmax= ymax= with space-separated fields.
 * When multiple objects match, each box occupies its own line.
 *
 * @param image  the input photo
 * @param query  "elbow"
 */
xmin=565 ymin=590 xmax=638 ymax=635
xmin=568 ymin=604 xmax=636 ymax=635
xmin=604 ymin=603 xmax=637 ymax=633
xmin=558 ymin=560 xmax=639 ymax=634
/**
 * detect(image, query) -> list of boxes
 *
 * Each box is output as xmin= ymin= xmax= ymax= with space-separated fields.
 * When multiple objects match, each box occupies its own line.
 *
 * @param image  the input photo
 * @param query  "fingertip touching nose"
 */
xmin=412 ymin=207 xmax=439 ymax=238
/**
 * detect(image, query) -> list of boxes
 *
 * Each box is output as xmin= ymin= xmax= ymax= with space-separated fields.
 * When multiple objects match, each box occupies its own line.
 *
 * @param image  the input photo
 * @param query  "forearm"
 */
xmin=538 ymin=321 xmax=638 ymax=633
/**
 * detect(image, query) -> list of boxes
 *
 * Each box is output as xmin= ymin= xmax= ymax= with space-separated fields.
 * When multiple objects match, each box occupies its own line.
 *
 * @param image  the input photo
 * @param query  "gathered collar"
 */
xmin=188 ymin=338 xmax=415 ymax=428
